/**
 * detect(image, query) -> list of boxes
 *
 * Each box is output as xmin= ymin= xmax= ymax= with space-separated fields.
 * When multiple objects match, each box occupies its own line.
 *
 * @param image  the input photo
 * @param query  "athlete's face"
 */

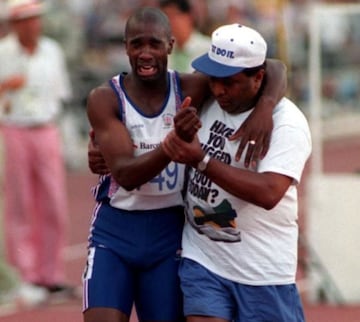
xmin=125 ymin=20 xmax=174 ymax=82
xmin=208 ymin=69 xmax=265 ymax=114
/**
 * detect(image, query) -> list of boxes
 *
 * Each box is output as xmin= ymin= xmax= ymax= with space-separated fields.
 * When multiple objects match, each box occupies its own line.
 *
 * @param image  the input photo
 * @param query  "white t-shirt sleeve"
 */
xmin=257 ymin=101 xmax=312 ymax=184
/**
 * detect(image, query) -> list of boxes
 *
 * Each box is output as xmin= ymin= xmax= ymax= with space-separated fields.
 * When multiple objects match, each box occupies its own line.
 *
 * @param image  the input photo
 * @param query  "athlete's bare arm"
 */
xmin=87 ymin=83 xmax=172 ymax=191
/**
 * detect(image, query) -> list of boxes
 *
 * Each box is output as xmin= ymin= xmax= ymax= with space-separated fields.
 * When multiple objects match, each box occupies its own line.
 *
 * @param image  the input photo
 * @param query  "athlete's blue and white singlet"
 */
xmin=93 ymin=70 xmax=185 ymax=210
xmin=83 ymin=70 xmax=186 ymax=321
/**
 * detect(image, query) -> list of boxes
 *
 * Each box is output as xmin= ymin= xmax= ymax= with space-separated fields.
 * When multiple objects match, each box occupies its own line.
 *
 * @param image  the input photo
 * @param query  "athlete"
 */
xmin=162 ymin=24 xmax=312 ymax=322
xmin=83 ymin=7 xmax=287 ymax=322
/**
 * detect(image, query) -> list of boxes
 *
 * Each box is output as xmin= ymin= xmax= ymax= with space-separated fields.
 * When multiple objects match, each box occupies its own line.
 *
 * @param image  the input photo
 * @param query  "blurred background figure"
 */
xmin=0 ymin=0 xmax=76 ymax=306
xmin=159 ymin=0 xmax=211 ymax=72
xmin=0 ymin=2 xmax=10 ymax=38
xmin=0 ymin=1 xmax=21 ymax=308
xmin=202 ymin=0 xmax=257 ymax=35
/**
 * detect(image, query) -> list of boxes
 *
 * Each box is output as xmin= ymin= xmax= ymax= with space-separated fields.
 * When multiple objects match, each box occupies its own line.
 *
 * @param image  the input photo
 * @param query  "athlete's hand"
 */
xmin=174 ymin=96 xmax=201 ymax=143
xmin=88 ymin=129 xmax=110 ymax=175
xmin=228 ymin=105 xmax=273 ymax=168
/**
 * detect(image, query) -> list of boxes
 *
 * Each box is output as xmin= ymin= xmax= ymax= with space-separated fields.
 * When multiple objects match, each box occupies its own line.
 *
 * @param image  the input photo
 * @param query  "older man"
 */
xmin=163 ymin=24 xmax=311 ymax=322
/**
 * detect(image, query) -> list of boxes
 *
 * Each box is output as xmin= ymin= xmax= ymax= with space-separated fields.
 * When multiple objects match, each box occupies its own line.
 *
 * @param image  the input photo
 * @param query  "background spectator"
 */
xmin=0 ymin=0 xmax=77 ymax=305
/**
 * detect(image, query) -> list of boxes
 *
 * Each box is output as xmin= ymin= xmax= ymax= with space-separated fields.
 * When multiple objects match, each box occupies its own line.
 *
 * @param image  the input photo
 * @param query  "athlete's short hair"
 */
xmin=125 ymin=7 xmax=172 ymax=40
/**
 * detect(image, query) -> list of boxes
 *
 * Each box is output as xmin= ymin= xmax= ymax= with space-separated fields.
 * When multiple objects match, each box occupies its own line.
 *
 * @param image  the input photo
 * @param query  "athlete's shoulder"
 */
xmin=87 ymin=82 xmax=117 ymax=110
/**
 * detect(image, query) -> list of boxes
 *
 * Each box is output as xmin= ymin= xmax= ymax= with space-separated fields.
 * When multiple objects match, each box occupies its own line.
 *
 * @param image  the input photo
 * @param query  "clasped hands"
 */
xmin=162 ymin=103 xmax=204 ymax=169
xmin=162 ymin=96 xmax=265 ymax=169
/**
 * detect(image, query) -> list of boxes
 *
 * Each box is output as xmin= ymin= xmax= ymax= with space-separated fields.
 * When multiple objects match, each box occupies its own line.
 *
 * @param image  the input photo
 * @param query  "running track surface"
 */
xmin=1 ymin=135 xmax=360 ymax=322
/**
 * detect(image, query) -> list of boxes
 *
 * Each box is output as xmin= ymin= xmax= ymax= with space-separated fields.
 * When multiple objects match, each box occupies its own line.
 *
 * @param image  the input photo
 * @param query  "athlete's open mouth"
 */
xmin=138 ymin=65 xmax=157 ymax=76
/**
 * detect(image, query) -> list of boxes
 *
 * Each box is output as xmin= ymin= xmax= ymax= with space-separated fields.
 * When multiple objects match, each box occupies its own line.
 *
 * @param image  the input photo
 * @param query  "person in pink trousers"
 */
xmin=0 ymin=0 xmax=77 ymax=305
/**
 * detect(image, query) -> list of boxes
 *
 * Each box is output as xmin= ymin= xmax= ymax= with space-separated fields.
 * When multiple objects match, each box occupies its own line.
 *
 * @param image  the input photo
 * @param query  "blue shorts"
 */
xmin=179 ymin=258 xmax=305 ymax=322
xmin=83 ymin=202 xmax=185 ymax=321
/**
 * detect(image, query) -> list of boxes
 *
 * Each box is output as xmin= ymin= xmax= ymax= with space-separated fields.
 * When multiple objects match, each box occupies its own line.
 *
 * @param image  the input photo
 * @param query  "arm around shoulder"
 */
xmin=262 ymin=58 xmax=287 ymax=105
xmin=229 ymin=59 xmax=288 ymax=165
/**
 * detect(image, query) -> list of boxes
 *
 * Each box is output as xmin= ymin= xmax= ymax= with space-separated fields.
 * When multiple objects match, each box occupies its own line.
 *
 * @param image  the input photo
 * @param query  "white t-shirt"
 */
xmin=0 ymin=34 xmax=71 ymax=126
xmin=182 ymin=97 xmax=312 ymax=285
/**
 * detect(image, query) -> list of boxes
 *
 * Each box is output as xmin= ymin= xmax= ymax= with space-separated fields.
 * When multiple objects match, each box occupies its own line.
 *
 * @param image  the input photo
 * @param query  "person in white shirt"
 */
xmin=163 ymin=23 xmax=312 ymax=322
xmin=0 ymin=0 xmax=75 ymax=304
